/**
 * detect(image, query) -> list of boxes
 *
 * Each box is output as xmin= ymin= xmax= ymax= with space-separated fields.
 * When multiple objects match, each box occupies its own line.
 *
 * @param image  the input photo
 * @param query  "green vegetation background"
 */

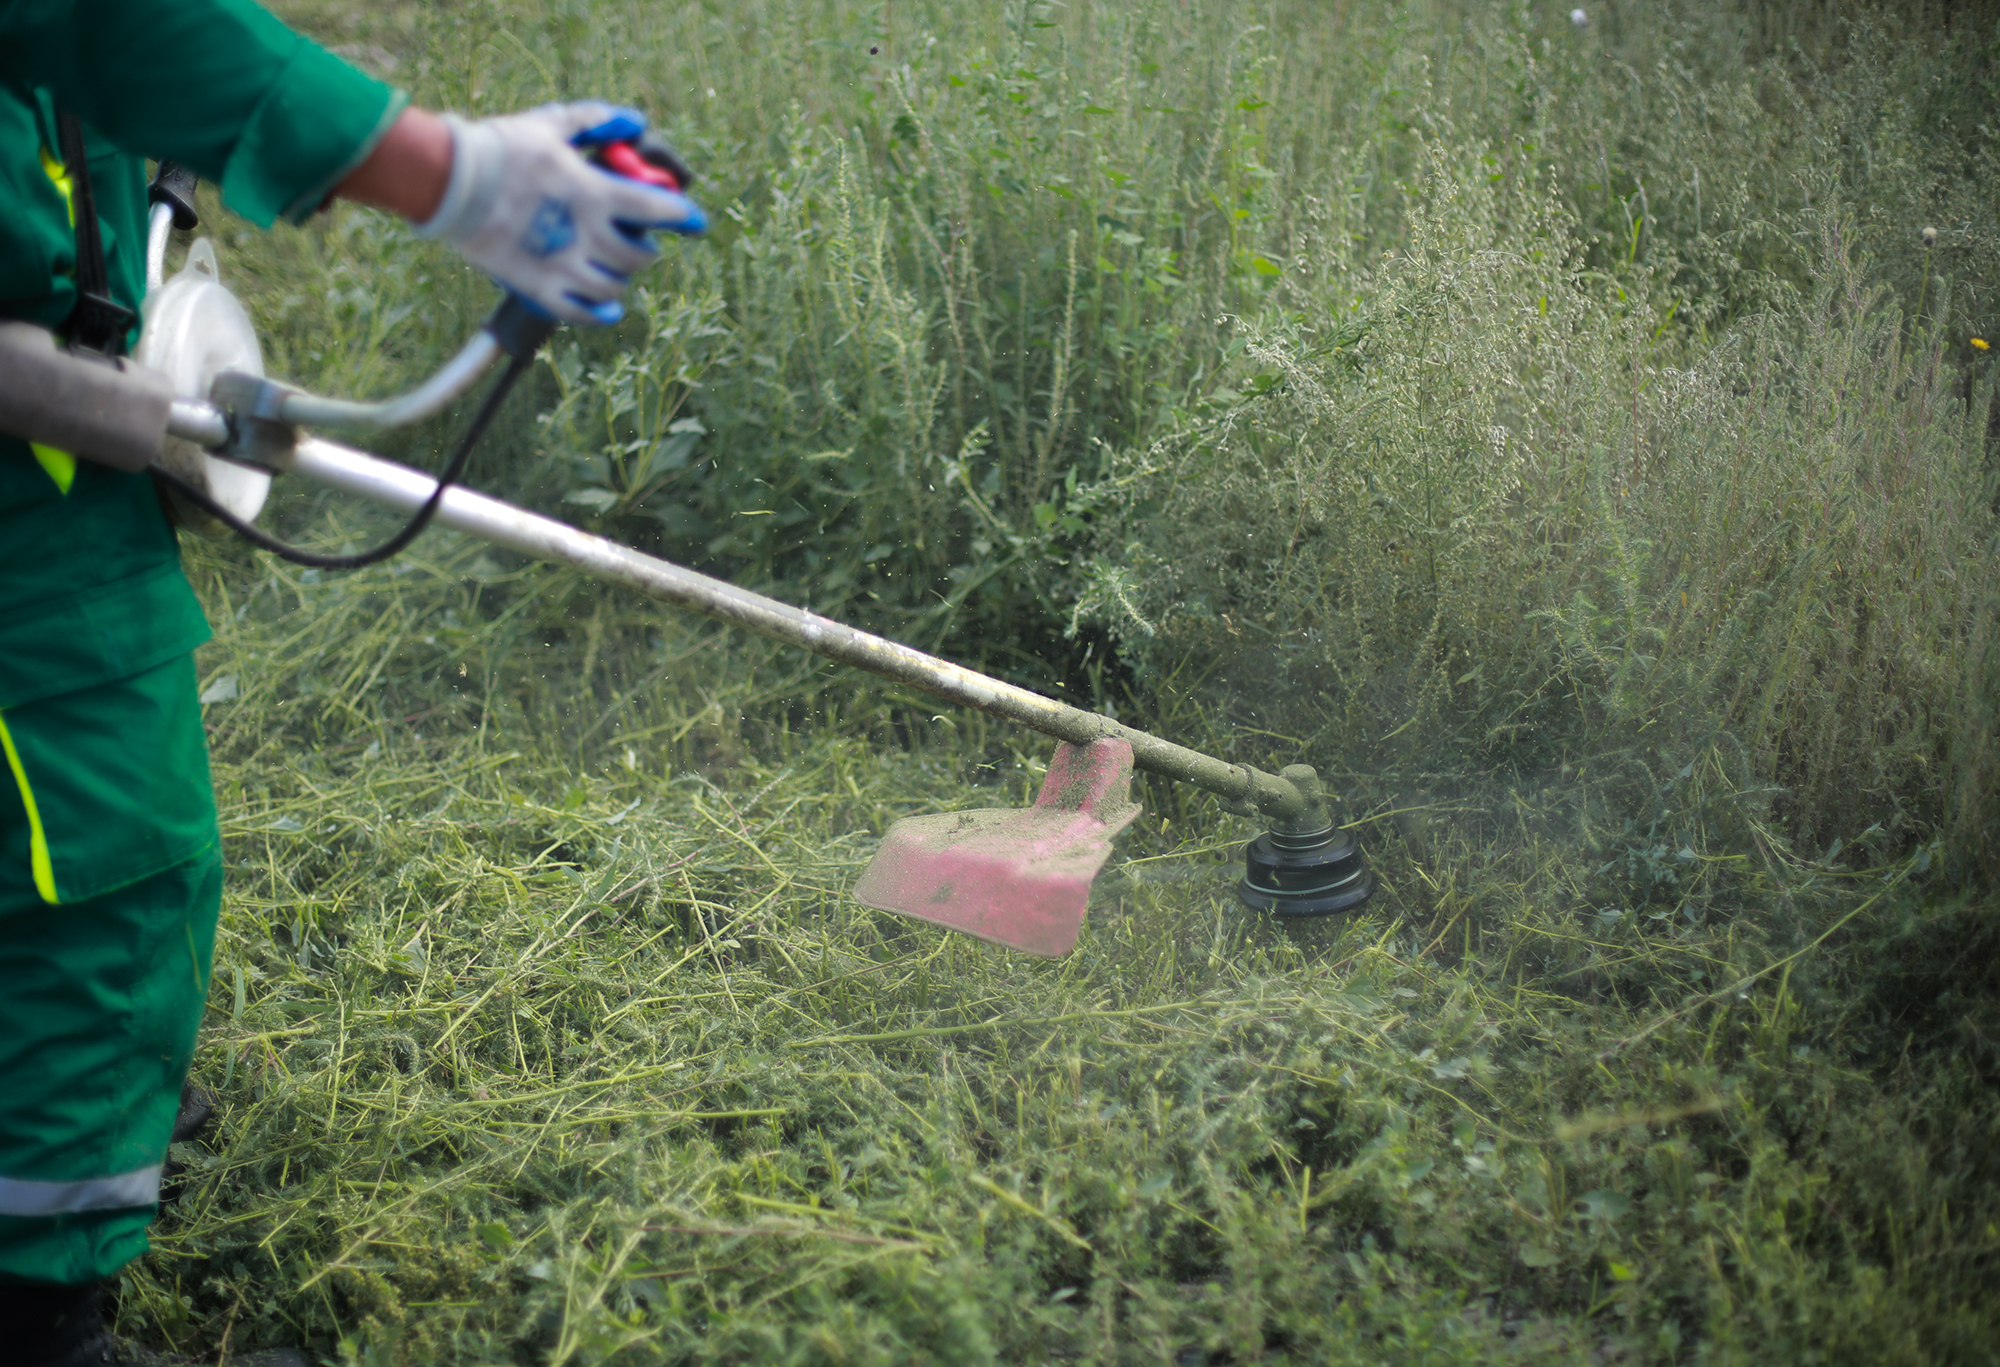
xmin=137 ymin=0 xmax=2000 ymax=1362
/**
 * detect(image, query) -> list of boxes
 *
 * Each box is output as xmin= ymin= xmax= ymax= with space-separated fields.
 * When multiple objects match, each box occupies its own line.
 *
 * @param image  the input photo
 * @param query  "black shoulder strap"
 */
xmin=55 ymin=109 xmax=138 ymax=357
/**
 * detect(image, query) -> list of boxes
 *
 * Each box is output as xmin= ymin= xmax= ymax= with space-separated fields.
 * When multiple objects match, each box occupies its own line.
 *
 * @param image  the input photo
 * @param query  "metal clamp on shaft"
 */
xmin=208 ymin=370 xmax=302 ymax=468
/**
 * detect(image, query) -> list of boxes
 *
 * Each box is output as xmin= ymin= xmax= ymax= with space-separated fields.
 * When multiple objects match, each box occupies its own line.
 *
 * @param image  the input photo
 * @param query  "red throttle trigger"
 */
xmin=593 ymin=135 xmax=695 ymax=194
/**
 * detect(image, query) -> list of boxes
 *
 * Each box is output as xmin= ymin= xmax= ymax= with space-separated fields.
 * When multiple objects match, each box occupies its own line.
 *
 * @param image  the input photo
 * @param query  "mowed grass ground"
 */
xmin=126 ymin=0 xmax=2000 ymax=1362
xmin=145 ymin=540 xmax=2000 ymax=1366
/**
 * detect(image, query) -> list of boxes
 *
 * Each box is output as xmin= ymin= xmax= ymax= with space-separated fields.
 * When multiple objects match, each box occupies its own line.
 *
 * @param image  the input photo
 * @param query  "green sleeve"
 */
xmin=0 ymin=0 xmax=405 ymax=226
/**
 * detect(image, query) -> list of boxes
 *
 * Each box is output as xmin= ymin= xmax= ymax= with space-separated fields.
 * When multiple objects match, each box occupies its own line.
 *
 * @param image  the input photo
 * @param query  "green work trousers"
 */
xmin=0 ymin=652 xmax=219 ymax=1286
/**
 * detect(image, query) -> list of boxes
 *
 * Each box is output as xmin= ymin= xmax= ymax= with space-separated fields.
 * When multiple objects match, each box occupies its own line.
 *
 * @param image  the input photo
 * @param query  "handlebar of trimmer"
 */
xmin=139 ymin=132 xmax=695 ymax=435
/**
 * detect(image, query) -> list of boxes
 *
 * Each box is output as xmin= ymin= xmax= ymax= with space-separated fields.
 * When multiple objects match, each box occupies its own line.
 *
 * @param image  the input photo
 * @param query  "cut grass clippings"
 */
xmin=116 ymin=536 xmax=2000 ymax=1366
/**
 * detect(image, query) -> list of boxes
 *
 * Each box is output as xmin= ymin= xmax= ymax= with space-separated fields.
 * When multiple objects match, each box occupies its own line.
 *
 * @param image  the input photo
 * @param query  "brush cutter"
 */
xmin=0 ymin=164 xmax=1374 ymax=959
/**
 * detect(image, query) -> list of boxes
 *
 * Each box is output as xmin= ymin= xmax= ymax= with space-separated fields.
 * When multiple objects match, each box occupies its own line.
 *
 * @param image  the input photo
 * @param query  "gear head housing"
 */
xmin=1239 ymin=822 xmax=1375 ymax=918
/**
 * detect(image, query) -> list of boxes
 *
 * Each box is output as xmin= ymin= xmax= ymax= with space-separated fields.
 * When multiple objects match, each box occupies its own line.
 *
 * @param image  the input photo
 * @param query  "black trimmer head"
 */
xmin=1238 ymin=822 xmax=1375 ymax=917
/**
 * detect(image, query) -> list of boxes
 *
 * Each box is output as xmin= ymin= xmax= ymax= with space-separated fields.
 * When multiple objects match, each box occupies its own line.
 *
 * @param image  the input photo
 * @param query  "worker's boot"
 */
xmin=2 ymin=1279 xmax=309 ymax=1367
xmin=172 ymin=1084 xmax=218 ymax=1144
xmin=161 ymin=1083 xmax=219 ymax=1207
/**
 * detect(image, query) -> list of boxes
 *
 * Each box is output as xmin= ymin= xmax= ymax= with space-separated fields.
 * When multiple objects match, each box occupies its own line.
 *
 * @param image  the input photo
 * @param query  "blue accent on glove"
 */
xmin=614 ymin=198 xmax=706 ymax=242
xmin=657 ymin=199 xmax=708 ymax=236
xmin=572 ymin=108 xmax=650 ymax=147
xmin=520 ymin=198 xmax=579 ymax=258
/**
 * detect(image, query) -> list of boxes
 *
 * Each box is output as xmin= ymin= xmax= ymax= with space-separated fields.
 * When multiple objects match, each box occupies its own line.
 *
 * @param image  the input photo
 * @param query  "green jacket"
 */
xmin=0 ymin=0 xmax=404 ymax=711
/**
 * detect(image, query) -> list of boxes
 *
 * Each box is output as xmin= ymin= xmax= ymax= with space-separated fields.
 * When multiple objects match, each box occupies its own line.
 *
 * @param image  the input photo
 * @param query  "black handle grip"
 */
xmin=148 ymin=161 xmax=200 ymax=231
xmin=485 ymin=292 xmax=559 ymax=361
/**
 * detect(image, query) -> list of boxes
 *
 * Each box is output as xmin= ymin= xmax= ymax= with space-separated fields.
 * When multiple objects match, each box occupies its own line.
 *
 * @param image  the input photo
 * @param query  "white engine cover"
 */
xmin=137 ymin=238 xmax=271 ymax=536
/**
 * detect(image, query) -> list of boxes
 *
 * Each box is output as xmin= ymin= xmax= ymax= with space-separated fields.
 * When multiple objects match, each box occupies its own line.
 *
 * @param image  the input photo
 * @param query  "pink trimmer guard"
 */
xmin=851 ymin=737 xmax=1141 ymax=957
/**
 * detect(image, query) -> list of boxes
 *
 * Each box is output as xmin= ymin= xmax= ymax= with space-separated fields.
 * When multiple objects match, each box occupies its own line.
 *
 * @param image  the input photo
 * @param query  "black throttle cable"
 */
xmin=153 ymin=350 xmax=531 ymax=571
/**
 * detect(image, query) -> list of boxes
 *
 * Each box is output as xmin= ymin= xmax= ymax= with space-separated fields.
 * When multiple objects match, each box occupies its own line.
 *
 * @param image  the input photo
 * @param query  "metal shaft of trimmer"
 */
xmin=252 ymin=433 xmax=1329 ymax=831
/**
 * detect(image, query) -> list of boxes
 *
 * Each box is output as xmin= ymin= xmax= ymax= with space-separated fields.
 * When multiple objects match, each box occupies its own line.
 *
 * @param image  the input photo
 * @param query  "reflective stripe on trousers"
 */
xmin=0 ymin=1165 xmax=161 ymax=1216
xmin=0 ymin=707 xmax=58 ymax=903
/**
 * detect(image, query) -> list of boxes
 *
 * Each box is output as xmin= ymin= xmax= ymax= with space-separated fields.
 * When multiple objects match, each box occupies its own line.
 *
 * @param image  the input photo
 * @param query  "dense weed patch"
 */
xmin=125 ymin=0 xmax=2000 ymax=1361
xmin=224 ymin=0 xmax=2000 ymax=680
xmin=1078 ymin=174 xmax=1999 ymax=867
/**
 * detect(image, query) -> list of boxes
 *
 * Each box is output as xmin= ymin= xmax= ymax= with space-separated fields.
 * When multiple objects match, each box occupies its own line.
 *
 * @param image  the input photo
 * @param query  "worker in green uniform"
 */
xmin=0 ymin=2 xmax=702 ymax=1361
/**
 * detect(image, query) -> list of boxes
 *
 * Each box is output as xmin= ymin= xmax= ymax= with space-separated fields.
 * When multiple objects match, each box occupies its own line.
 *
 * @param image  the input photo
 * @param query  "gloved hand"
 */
xmin=416 ymin=102 xmax=705 ymax=326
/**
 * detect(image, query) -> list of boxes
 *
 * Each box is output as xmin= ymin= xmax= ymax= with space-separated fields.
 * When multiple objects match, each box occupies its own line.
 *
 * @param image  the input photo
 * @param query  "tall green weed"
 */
xmin=1077 ymin=141 xmax=1998 ymax=863
xmin=226 ymin=0 xmax=2000 ymax=703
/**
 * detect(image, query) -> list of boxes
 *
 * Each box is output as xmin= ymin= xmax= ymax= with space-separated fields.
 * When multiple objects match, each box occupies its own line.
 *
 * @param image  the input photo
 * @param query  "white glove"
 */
xmin=416 ymin=102 xmax=705 ymax=326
